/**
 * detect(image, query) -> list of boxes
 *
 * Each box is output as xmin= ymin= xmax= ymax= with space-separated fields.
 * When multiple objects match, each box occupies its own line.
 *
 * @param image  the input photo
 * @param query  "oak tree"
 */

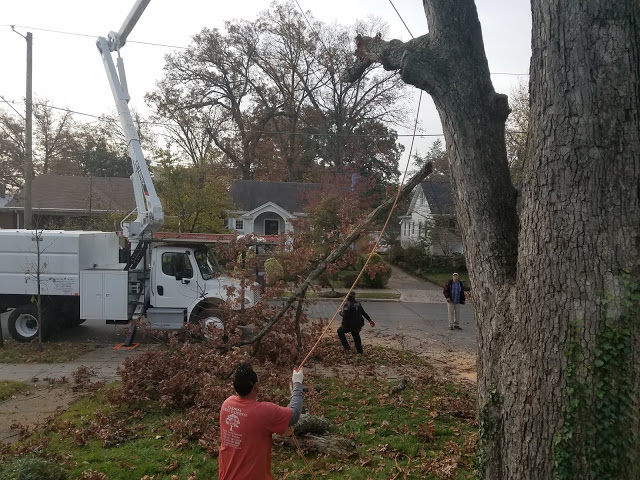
xmin=346 ymin=1 xmax=639 ymax=478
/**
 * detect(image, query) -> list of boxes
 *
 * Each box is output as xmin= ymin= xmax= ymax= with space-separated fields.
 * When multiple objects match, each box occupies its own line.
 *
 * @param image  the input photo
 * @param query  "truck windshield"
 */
xmin=194 ymin=248 xmax=220 ymax=280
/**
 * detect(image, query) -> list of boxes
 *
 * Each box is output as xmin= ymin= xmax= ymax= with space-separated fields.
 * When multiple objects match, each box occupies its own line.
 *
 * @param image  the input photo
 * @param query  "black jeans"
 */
xmin=337 ymin=326 xmax=363 ymax=353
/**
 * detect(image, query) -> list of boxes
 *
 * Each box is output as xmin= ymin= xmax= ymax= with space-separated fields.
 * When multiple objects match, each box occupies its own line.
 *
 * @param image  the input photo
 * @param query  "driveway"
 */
xmin=386 ymin=265 xmax=446 ymax=303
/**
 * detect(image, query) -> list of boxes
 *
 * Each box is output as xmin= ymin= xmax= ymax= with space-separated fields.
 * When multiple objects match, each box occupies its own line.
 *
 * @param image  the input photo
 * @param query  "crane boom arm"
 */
xmin=96 ymin=0 xmax=163 ymax=241
xmin=115 ymin=0 xmax=151 ymax=49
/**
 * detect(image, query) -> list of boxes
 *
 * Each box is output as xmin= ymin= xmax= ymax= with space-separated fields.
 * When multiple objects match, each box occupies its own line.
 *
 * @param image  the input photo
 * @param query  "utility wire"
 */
xmin=1 ymin=98 xmax=526 ymax=138
xmin=5 ymin=25 xmax=187 ymax=50
xmin=0 ymin=95 xmax=25 ymax=120
xmin=387 ymin=0 xmax=413 ymax=38
xmin=3 ymin=24 xmax=527 ymax=75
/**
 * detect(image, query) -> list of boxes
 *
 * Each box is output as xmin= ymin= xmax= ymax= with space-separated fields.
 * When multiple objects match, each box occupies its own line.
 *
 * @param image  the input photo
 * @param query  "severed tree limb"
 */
xmin=294 ymin=284 xmax=307 ymax=349
xmin=235 ymin=161 xmax=433 ymax=347
xmin=342 ymin=34 xmax=445 ymax=96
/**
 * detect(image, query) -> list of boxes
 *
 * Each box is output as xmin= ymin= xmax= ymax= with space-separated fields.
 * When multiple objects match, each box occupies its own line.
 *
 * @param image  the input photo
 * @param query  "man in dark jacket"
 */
xmin=443 ymin=272 xmax=465 ymax=330
xmin=337 ymin=292 xmax=375 ymax=353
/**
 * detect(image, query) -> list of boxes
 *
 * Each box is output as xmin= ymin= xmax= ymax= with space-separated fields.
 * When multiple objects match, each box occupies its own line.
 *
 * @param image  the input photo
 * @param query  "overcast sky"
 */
xmin=0 ymin=0 xmax=531 ymax=167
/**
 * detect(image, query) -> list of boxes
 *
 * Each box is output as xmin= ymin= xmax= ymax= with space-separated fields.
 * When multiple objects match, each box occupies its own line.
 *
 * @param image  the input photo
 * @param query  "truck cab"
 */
xmin=145 ymin=243 xmax=257 ymax=329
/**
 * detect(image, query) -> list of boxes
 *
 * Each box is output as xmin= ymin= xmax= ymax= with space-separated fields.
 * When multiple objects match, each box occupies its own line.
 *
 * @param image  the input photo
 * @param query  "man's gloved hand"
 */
xmin=292 ymin=368 xmax=304 ymax=384
xmin=369 ymin=320 xmax=375 ymax=327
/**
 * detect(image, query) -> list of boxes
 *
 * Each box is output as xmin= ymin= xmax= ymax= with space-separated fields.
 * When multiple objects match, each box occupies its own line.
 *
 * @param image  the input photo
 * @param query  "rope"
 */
xmin=290 ymin=92 xmax=423 ymax=478
xmin=297 ymin=91 xmax=423 ymax=371
xmin=289 ymin=2 xmax=424 ymax=477
xmin=292 ymin=432 xmax=319 ymax=480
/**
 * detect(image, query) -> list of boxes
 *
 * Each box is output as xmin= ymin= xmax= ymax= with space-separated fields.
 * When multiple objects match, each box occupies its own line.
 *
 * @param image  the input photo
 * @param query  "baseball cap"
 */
xmin=452 ymin=273 xmax=459 ymax=276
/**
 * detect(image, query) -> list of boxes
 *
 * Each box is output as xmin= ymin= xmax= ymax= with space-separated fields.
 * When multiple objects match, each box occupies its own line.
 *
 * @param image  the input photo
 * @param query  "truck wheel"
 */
xmin=8 ymin=304 xmax=48 ymax=343
xmin=190 ymin=306 xmax=225 ymax=330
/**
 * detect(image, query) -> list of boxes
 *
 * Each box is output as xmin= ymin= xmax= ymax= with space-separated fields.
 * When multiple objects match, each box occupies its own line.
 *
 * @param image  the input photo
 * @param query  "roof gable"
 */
xmin=5 ymin=175 xmax=135 ymax=213
xmin=408 ymin=178 xmax=455 ymax=216
xmin=229 ymin=180 xmax=321 ymax=213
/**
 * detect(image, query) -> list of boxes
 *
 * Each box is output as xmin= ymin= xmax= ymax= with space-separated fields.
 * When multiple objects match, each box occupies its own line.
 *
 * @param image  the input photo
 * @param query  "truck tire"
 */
xmin=8 ymin=304 xmax=48 ymax=343
xmin=189 ymin=305 xmax=226 ymax=330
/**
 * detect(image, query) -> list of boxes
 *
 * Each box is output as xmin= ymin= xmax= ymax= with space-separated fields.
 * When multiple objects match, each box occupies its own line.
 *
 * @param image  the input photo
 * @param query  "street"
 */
xmin=1 ymin=300 xmax=476 ymax=358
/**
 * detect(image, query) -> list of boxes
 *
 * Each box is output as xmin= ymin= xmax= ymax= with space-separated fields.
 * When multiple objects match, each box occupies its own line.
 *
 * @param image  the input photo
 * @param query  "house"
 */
xmin=227 ymin=180 xmax=321 ymax=236
xmin=0 ymin=175 xmax=135 ymax=229
xmin=399 ymin=178 xmax=463 ymax=255
xmin=0 ymin=183 xmax=14 ymax=229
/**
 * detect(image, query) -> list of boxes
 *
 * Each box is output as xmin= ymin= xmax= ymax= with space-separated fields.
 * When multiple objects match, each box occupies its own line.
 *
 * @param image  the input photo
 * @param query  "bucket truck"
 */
xmin=0 ymin=0 xmax=257 ymax=342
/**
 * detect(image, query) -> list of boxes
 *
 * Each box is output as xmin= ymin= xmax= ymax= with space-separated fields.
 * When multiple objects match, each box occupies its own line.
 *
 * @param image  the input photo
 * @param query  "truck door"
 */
xmin=153 ymin=250 xmax=200 ymax=309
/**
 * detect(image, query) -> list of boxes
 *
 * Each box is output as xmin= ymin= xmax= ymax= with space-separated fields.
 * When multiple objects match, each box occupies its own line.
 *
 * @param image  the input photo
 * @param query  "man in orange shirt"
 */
xmin=219 ymin=363 xmax=304 ymax=480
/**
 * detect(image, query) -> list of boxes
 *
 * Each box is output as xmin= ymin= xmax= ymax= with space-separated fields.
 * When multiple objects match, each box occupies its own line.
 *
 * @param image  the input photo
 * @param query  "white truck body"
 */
xmin=0 ymin=230 xmax=256 ymax=341
xmin=0 ymin=230 xmax=118 ymax=297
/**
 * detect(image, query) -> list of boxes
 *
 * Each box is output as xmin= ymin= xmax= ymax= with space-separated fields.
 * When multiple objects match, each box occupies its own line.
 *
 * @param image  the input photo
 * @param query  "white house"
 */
xmin=227 ymin=180 xmax=321 ymax=236
xmin=399 ymin=178 xmax=463 ymax=255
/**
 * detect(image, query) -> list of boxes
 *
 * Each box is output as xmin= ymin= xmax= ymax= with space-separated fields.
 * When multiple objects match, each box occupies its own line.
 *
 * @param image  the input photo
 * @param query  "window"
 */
xmin=194 ymin=248 xmax=220 ymax=280
xmin=419 ymin=221 xmax=423 ymax=235
xmin=412 ymin=222 xmax=415 ymax=235
xmin=264 ymin=219 xmax=279 ymax=235
xmin=161 ymin=252 xmax=193 ymax=279
xmin=235 ymin=219 xmax=244 ymax=230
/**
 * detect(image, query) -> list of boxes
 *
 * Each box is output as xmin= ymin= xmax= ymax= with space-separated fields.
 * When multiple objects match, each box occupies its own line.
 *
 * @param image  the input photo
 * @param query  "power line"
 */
xmin=2 ymin=97 xmax=528 ymax=139
xmin=4 ymin=24 xmax=528 ymax=76
xmin=0 ymin=97 xmax=447 ymax=138
xmin=388 ymin=0 xmax=414 ymax=38
xmin=5 ymin=25 xmax=187 ymax=50
xmin=0 ymin=95 xmax=25 ymax=120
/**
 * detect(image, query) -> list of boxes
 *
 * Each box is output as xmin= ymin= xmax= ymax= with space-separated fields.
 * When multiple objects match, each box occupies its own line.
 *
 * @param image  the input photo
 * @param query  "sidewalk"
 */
xmin=0 ymin=344 xmax=148 ymax=384
xmin=313 ymin=265 xmax=446 ymax=303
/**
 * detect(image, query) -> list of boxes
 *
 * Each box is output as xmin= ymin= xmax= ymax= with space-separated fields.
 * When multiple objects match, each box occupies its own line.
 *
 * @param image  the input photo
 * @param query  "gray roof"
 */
xmin=4 ymin=175 xmax=135 ymax=213
xmin=420 ymin=179 xmax=455 ymax=215
xmin=229 ymin=180 xmax=321 ymax=213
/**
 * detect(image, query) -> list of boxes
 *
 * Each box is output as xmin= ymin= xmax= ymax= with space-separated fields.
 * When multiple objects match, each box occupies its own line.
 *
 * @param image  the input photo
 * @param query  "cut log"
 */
xmin=294 ymin=414 xmax=330 ymax=435
xmin=280 ymin=433 xmax=358 ymax=458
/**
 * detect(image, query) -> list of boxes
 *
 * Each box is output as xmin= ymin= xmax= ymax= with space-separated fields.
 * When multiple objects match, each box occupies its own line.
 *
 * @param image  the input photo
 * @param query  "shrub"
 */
xmin=341 ymin=271 xmax=360 ymax=288
xmin=317 ymin=270 xmax=338 ymax=290
xmin=358 ymin=253 xmax=392 ymax=288
xmin=0 ymin=456 xmax=67 ymax=480
xmin=392 ymin=240 xmax=468 ymax=279
xmin=263 ymin=257 xmax=284 ymax=284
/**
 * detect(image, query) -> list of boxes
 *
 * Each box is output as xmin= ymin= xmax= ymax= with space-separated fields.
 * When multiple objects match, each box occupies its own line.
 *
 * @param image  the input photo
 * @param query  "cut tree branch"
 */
xmin=342 ymin=34 xmax=441 ymax=94
xmin=235 ymin=161 xmax=433 ymax=347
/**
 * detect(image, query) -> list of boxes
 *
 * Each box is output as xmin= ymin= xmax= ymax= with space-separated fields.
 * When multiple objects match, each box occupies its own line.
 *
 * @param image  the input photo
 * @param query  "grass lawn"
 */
xmin=285 ymin=291 xmax=401 ymax=300
xmin=0 ymin=380 xmax=32 ymax=401
xmin=0 ymin=345 xmax=477 ymax=479
xmin=0 ymin=342 xmax=97 ymax=364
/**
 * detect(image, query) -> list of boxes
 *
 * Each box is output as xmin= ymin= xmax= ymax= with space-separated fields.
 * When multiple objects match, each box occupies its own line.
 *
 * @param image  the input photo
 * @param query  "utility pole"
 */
xmin=25 ymin=32 xmax=33 ymax=229
xmin=12 ymin=27 xmax=33 ymax=229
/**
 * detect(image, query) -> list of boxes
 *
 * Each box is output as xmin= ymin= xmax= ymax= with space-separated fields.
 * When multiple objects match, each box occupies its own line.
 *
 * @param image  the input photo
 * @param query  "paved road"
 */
xmin=1 ymin=300 xmax=475 ymax=356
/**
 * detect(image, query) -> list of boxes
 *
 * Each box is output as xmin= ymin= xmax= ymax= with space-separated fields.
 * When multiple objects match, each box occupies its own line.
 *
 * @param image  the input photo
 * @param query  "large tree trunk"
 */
xmin=503 ymin=2 xmax=640 ymax=478
xmin=345 ymin=1 xmax=640 ymax=478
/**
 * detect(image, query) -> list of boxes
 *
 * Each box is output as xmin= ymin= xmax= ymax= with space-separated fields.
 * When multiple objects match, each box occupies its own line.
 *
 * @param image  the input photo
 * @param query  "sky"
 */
xmin=0 ymin=0 xmax=531 ymax=168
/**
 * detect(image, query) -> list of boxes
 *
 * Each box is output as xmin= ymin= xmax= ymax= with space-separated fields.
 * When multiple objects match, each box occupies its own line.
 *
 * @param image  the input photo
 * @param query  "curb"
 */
xmin=275 ymin=296 xmax=400 ymax=303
